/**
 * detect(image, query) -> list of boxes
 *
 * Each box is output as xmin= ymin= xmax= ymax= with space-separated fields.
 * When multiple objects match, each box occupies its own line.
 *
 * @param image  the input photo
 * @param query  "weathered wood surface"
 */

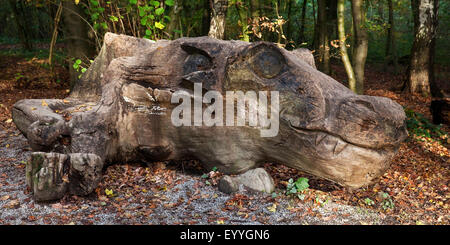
xmin=13 ymin=33 xmax=408 ymax=200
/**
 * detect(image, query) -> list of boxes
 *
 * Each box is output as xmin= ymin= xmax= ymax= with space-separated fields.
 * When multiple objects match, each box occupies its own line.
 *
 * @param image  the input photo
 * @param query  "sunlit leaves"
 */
xmin=155 ymin=22 xmax=165 ymax=29
xmin=155 ymin=7 xmax=165 ymax=15
xmin=165 ymin=0 xmax=174 ymax=6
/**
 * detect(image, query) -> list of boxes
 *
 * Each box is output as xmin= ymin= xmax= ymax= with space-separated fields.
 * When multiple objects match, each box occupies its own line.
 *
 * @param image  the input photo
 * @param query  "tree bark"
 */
xmin=8 ymin=0 xmax=33 ymax=51
xmin=317 ymin=0 xmax=331 ymax=74
xmin=62 ymin=0 xmax=96 ymax=89
xmin=327 ymin=0 xmax=338 ymax=41
xmin=338 ymin=0 xmax=356 ymax=92
xmin=208 ymin=0 xmax=228 ymax=39
xmin=351 ymin=0 xmax=368 ymax=95
xmin=298 ymin=0 xmax=308 ymax=44
xmin=201 ymin=0 xmax=212 ymax=36
xmin=407 ymin=0 xmax=438 ymax=97
xmin=385 ymin=0 xmax=398 ymax=73
xmin=49 ymin=1 xmax=63 ymax=70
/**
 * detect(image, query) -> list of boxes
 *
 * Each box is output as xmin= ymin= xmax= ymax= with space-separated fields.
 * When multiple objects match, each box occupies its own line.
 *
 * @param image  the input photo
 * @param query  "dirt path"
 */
xmin=0 ymin=129 xmax=389 ymax=225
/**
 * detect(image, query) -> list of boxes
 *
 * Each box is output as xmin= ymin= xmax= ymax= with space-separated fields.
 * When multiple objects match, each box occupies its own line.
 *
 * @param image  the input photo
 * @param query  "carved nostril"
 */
xmin=336 ymin=95 xmax=408 ymax=148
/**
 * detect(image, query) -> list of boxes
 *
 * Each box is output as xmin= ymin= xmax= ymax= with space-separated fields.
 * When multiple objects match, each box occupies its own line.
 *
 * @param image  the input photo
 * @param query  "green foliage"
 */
xmin=364 ymin=198 xmax=375 ymax=206
xmin=404 ymin=107 xmax=448 ymax=143
xmin=380 ymin=192 xmax=395 ymax=210
xmin=286 ymin=177 xmax=309 ymax=200
xmin=84 ymin=0 xmax=174 ymax=43
xmin=14 ymin=73 xmax=24 ymax=81
xmin=72 ymin=58 xmax=90 ymax=79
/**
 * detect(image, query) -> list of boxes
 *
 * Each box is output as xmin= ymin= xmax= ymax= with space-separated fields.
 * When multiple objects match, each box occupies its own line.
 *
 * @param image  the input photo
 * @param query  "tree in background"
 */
xmin=351 ymin=0 xmax=368 ymax=94
xmin=209 ymin=0 xmax=229 ymax=39
xmin=298 ymin=0 xmax=308 ymax=45
xmin=385 ymin=0 xmax=398 ymax=73
xmin=407 ymin=0 xmax=439 ymax=97
xmin=8 ymin=0 xmax=34 ymax=51
xmin=337 ymin=0 xmax=356 ymax=92
xmin=317 ymin=0 xmax=331 ymax=74
xmin=62 ymin=0 xmax=96 ymax=88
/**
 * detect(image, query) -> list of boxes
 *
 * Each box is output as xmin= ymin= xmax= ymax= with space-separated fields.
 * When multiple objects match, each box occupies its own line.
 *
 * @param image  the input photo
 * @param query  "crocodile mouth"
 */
xmin=287 ymin=121 xmax=387 ymax=159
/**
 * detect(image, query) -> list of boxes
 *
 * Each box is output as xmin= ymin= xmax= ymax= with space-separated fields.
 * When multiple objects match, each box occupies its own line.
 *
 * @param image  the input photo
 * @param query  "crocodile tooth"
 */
xmin=315 ymin=132 xmax=327 ymax=146
xmin=333 ymin=140 xmax=348 ymax=155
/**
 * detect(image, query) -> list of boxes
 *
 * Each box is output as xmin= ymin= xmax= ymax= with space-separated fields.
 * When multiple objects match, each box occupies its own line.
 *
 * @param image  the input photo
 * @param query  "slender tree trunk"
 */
xmin=407 ymin=0 xmax=438 ymax=96
xmin=298 ymin=0 xmax=308 ymax=44
xmin=8 ymin=0 xmax=33 ymax=50
xmin=312 ymin=0 xmax=319 ymax=49
xmin=62 ymin=0 xmax=95 ymax=89
xmin=351 ymin=0 xmax=368 ymax=94
xmin=429 ymin=0 xmax=440 ymax=98
xmin=208 ymin=0 xmax=228 ymax=39
xmin=49 ymin=1 xmax=63 ymax=70
xmin=317 ymin=0 xmax=331 ymax=74
xmin=338 ymin=0 xmax=356 ymax=91
xmin=286 ymin=0 xmax=294 ymax=46
xmin=327 ymin=0 xmax=338 ymax=42
xmin=385 ymin=0 xmax=398 ymax=73
xmin=201 ymin=0 xmax=211 ymax=36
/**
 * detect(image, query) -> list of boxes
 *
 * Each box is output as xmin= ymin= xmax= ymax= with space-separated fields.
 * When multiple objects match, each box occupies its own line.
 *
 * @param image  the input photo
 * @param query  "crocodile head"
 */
xmin=178 ymin=38 xmax=408 ymax=188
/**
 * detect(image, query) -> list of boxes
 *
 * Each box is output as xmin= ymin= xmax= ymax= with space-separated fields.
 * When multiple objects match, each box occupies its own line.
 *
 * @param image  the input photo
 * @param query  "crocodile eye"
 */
xmin=250 ymin=45 xmax=284 ymax=79
xmin=183 ymin=53 xmax=212 ymax=75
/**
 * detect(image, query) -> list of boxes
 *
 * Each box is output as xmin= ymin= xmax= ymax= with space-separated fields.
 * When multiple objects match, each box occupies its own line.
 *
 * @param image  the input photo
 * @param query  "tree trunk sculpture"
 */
xmin=13 ymin=33 xmax=408 ymax=201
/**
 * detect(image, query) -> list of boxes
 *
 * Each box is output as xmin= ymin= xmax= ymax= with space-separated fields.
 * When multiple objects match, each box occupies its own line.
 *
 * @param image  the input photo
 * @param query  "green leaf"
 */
xmin=141 ymin=17 xmax=147 ymax=26
xmin=90 ymin=0 xmax=99 ymax=6
xmin=101 ymin=22 xmax=108 ymax=30
xmin=294 ymin=177 xmax=309 ymax=192
xmin=109 ymin=15 xmax=119 ymax=22
xmin=129 ymin=0 xmax=137 ymax=4
xmin=151 ymin=1 xmax=160 ymax=7
xmin=145 ymin=29 xmax=152 ymax=36
xmin=155 ymin=7 xmax=165 ymax=15
xmin=91 ymin=13 xmax=99 ymax=21
xmin=81 ymin=68 xmax=87 ymax=73
xmin=155 ymin=21 xmax=165 ymax=29
xmin=75 ymin=59 xmax=82 ymax=65
xmin=165 ymin=0 xmax=174 ymax=6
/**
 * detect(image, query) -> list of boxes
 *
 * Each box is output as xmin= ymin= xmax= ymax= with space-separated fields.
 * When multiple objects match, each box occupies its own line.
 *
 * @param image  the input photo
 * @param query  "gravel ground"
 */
xmin=0 ymin=129 xmax=388 ymax=225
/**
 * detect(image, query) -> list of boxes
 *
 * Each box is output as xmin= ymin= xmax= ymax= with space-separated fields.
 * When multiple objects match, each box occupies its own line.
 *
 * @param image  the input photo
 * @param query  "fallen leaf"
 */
xmin=0 ymin=195 xmax=10 ymax=201
xmin=6 ymin=199 xmax=20 ymax=209
xmin=51 ymin=203 xmax=62 ymax=209
xmin=267 ymin=203 xmax=277 ymax=212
